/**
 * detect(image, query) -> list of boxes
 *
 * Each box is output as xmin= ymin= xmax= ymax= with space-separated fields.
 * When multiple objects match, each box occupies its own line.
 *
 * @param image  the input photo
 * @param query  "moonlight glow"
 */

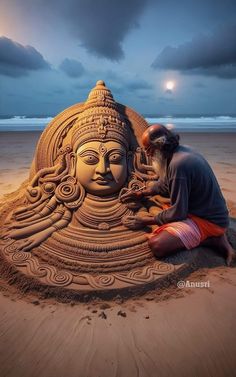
xmin=166 ymin=81 xmax=175 ymax=91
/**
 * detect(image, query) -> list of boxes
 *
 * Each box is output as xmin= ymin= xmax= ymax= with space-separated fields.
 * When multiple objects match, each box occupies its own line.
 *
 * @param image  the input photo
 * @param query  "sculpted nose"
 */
xmin=95 ymin=157 xmax=110 ymax=175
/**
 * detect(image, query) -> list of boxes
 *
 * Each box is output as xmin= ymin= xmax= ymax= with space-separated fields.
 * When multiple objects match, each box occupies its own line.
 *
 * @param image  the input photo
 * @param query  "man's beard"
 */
xmin=152 ymin=150 xmax=166 ymax=179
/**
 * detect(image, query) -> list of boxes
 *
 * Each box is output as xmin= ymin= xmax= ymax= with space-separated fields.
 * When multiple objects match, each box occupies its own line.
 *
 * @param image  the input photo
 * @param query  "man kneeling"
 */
xmin=122 ymin=124 xmax=235 ymax=266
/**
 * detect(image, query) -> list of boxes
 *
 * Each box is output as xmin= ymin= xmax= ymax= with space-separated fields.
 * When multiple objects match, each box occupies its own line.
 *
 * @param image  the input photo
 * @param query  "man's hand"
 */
xmin=119 ymin=189 xmax=144 ymax=202
xmin=122 ymin=215 xmax=156 ymax=230
xmin=119 ymin=185 xmax=155 ymax=203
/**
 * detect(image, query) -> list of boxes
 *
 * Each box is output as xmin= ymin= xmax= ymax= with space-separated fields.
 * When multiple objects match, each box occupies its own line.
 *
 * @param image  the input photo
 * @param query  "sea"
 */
xmin=0 ymin=115 xmax=236 ymax=132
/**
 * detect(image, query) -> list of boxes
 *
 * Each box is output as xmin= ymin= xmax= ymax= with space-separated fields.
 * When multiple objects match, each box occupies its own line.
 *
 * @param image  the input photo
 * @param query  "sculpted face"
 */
xmin=76 ymin=141 xmax=128 ymax=196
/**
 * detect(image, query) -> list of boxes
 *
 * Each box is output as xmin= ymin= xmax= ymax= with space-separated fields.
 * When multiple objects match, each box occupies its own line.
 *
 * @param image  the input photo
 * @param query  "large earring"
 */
xmin=55 ymin=175 xmax=85 ymax=209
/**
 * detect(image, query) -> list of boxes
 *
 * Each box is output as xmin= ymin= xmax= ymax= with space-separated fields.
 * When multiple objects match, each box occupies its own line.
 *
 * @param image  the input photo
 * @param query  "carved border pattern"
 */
xmin=2 ymin=240 xmax=175 ymax=290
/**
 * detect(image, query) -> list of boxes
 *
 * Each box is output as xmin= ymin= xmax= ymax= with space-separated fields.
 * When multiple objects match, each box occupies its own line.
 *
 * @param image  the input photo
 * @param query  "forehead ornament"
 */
xmin=99 ymin=143 xmax=107 ymax=156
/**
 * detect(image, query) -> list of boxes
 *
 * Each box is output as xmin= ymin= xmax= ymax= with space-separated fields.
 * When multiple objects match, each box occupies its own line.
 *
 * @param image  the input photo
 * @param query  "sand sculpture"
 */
xmin=0 ymin=81 xmax=187 ymax=299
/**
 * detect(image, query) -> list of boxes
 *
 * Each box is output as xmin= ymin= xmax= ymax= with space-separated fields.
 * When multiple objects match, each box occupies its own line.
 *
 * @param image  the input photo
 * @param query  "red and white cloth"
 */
xmin=151 ymin=214 xmax=226 ymax=250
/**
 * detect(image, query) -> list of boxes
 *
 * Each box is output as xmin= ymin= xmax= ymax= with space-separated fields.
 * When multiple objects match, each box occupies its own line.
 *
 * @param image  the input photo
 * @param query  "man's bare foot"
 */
xmin=219 ymin=234 xmax=236 ymax=266
xmin=201 ymin=233 xmax=236 ymax=266
xmin=215 ymin=234 xmax=235 ymax=266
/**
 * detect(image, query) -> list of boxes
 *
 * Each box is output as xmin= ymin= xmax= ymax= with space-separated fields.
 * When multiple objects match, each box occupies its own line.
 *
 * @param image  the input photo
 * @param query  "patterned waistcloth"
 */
xmin=151 ymin=214 xmax=226 ymax=250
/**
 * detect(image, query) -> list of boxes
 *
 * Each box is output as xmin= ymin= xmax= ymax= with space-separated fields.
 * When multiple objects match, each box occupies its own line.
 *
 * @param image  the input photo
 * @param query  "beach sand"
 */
xmin=0 ymin=266 xmax=236 ymax=377
xmin=0 ymin=131 xmax=236 ymax=377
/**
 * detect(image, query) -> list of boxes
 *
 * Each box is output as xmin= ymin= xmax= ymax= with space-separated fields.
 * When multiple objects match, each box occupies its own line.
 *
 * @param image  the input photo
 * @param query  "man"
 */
xmin=122 ymin=124 xmax=235 ymax=266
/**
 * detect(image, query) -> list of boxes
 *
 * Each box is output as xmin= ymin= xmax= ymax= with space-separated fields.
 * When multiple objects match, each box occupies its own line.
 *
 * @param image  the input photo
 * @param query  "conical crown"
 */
xmin=82 ymin=80 xmax=118 ymax=111
xmin=71 ymin=80 xmax=130 ymax=150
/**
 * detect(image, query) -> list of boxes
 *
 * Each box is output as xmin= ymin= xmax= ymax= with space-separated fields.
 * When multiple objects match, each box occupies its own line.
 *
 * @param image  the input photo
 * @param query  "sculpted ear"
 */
xmin=69 ymin=152 xmax=77 ymax=177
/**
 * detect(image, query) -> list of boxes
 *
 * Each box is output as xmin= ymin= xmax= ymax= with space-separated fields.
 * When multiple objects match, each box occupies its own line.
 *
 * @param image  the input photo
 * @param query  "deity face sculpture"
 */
xmin=1 ymin=80 xmax=167 ymax=300
xmin=76 ymin=140 xmax=128 ymax=196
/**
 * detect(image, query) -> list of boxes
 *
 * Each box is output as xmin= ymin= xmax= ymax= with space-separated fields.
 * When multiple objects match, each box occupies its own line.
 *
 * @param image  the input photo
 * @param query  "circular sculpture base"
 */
xmin=0 ymin=242 xmax=191 ymax=301
xmin=0 ymin=194 xmax=197 ymax=301
xmin=1 ymin=194 xmax=235 ymax=301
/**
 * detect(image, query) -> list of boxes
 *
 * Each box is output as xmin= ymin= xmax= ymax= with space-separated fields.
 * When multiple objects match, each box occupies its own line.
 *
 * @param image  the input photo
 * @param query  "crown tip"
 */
xmin=96 ymin=80 xmax=105 ymax=87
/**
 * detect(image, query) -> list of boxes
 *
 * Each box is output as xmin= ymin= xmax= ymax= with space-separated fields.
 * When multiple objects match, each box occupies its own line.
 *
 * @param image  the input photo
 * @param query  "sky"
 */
xmin=0 ymin=0 xmax=236 ymax=117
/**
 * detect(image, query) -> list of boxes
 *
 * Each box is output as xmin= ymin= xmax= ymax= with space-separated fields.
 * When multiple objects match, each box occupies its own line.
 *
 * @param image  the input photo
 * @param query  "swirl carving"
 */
xmin=1 ymin=238 xmax=178 ymax=293
xmin=11 ymin=251 xmax=31 ymax=263
xmin=2 ymin=241 xmax=73 ymax=287
xmin=4 ymin=242 xmax=20 ymax=254
xmin=93 ymin=274 xmax=115 ymax=287
xmin=47 ymin=268 xmax=73 ymax=286
xmin=55 ymin=176 xmax=85 ymax=208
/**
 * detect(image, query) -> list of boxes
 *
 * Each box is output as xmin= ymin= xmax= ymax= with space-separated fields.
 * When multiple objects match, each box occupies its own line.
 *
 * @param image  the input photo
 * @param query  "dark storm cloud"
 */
xmin=39 ymin=0 xmax=150 ymax=60
xmin=0 ymin=36 xmax=50 ymax=77
xmin=152 ymin=23 xmax=236 ymax=78
xmin=59 ymin=58 xmax=85 ymax=78
xmin=190 ymin=65 xmax=236 ymax=79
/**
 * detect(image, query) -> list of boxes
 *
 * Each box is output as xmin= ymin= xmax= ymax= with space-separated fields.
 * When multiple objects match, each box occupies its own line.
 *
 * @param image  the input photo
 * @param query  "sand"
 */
xmin=0 ymin=132 xmax=38 ymax=199
xmin=0 ymin=266 xmax=236 ymax=377
xmin=0 ymin=131 xmax=236 ymax=377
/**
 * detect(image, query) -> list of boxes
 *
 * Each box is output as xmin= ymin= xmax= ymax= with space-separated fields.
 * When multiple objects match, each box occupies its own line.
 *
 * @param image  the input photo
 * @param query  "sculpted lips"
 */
xmin=93 ymin=176 xmax=113 ymax=185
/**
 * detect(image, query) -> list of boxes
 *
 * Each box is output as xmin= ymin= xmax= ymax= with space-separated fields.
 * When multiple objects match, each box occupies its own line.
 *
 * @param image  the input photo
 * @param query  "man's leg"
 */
xmin=148 ymin=228 xmax=236 ymax=266
xmin=148 ymin=230 xmax=186 ymax=258
xmin=200 ymin=233 xmax=236 ymax=266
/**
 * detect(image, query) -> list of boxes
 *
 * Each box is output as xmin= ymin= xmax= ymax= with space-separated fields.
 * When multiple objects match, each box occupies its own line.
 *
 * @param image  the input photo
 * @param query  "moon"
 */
xmin=166 ymin=81 xmax=175 ymax=91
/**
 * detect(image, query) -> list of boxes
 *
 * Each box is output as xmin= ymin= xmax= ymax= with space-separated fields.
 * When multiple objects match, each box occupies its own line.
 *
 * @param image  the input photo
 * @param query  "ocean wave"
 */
xmin=0 ymin=115 xmax=235 ymax=132
xmin=0 ymin=117 xmax=53 ymax=124
xmin=146 ymin=116 xmax=236 ymax=124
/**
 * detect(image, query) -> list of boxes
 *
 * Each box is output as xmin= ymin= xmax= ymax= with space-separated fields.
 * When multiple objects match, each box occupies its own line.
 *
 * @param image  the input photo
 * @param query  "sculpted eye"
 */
xmin=78 ymin=151 xmax=99 ymax=165
xmin=109 ymin=153 xmax=123 ymax=164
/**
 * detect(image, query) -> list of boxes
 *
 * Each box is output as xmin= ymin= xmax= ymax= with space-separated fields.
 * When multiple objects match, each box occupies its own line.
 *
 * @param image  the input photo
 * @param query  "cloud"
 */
xmin=67 ymin=0 xmax=150 ymax=60
xmin=189 ymin=65 xmax=236 ymax=79
xmin=59 ymin=58 xmax=85 ymax=78
xmin=0 ymin=36 xmax=50 ymax=77
xmin=152 ymin=23 xmax=236 ymax=78
xmin=38 ymin=0 xmax=150 ymax=61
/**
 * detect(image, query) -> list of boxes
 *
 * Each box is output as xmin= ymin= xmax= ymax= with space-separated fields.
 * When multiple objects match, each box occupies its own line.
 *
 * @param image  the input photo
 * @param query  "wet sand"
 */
xmin=0 ymin=131 xmax=236 ymax=377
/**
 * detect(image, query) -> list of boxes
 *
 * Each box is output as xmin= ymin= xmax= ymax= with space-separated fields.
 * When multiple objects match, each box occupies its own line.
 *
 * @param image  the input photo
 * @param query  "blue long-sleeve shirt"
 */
xmin=153 ymin=145 xmax=229 ymax=227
